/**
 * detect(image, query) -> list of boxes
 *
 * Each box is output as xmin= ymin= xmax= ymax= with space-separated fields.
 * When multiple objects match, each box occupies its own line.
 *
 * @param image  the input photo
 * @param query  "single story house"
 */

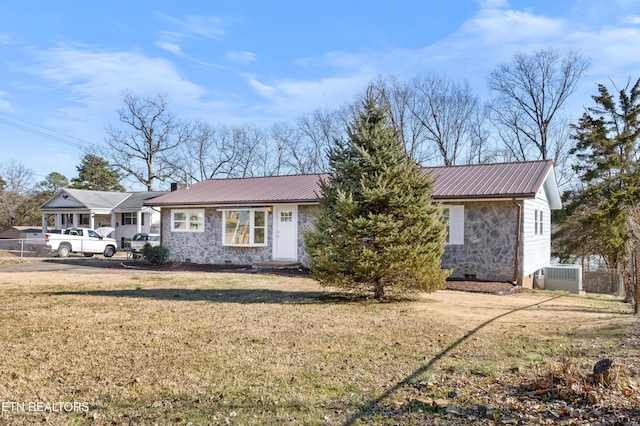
xmin=37 ymin=188 xmax=167 ymax=248
xmin=0 ymin=226 xmax=44 ymax=240
xmin=145 ymin=160 xmax=561 ymax=287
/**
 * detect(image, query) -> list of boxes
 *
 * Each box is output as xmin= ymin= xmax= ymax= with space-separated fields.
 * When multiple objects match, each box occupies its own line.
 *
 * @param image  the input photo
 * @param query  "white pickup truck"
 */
xmin=27 ymin=227 xmax=118 ymax=258
xmin=129 ymin=233 xmax=160 ymax=259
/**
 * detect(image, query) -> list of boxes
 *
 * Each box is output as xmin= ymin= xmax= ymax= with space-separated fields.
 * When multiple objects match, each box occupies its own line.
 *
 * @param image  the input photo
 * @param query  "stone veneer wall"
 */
xmin=297 ymin=205 xmax=318 ymax=267
xmin=162 ymin=207 xmax=273 ymax=265
xmin=441 ymin=201 xmax=518 ymax=282
xmin=161 ymin=201 xmax=520 ymax=277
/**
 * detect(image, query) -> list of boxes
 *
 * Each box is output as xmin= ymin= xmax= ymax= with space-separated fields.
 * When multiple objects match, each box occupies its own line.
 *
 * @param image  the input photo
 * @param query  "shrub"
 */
xmin=142 ymin=243 xmax=169 ymax=264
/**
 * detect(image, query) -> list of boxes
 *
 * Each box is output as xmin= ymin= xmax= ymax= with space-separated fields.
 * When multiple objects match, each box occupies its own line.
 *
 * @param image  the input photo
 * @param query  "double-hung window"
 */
xmin=171 ymin=209 xmax=205 ymax=232
xmin=122 ymin=212 xmax=141 ymax=225
xmin=222 ymin=209 xmax=267 ymax=246
xmin=534 ymin=209 xmax=544 ymax=236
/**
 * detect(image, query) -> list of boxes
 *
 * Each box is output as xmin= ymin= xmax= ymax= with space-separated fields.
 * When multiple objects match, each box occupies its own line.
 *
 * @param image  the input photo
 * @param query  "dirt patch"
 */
xmin=119 ymin=261 xmax=312 ymax=278
xmin=120 ymin=261 xmax=519 ymax=292
xmin=445 ymin=279 xmax=519 ymax=295
xmin=121 ymin=260 xmax=253 ymax=273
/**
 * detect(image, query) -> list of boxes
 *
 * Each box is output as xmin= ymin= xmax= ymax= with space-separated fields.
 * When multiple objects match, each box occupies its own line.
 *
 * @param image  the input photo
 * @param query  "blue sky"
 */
xmin=1 ymin=0 xmax=640 ymax=186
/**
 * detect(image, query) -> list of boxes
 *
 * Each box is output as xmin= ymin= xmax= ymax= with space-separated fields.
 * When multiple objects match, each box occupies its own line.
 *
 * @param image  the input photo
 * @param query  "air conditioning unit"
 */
xmin=543 ymin=264 xmax=583 ymax=295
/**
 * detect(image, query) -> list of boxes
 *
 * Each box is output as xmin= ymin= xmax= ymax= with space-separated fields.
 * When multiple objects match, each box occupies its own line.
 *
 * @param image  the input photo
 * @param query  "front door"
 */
xmin=273 ymin=205 xmax=297 ymax=260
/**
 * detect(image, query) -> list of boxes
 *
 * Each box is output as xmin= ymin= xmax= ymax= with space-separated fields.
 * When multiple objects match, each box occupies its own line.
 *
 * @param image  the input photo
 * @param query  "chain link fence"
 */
xmin=582 ymin=268 xmax=623 ymax=295
xmin=580 ymin=256 xmax=624 ymax=296
xmin=0 ymin=238 xmax=131 ymax=259
xmin=0 ymin=239 xmax=45 ymax=259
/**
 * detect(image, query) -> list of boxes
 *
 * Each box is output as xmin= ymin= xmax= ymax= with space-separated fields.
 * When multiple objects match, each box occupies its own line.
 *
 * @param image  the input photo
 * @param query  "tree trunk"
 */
xmin=624 ymin=212 xmax=640 ymax=313
xmin=633 ymin=246 xmax=640 ymax=315
xmin=374 ymin=278 xmax=385 ymax=300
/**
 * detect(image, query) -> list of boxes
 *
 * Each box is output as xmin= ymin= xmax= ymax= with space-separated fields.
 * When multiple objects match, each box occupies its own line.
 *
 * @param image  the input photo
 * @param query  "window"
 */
xmin=222 ymin=210 xmax=267 ymax=246
xmin=442 ymin=205 xmax=464 ymax=245
xmin=171 ymin=209 xmax=205 ymax=232
xmin=280 ymin=211 xmax=293 ymax=222
xmin=78 ymin=214 xmax=90 ymax=226
xmin=534 ymin=209 xmax=544 ymax=236
xmin=122 ymin=212 xmax=145 ymax=226
xmin=122 ymin=212 xmax=137 ymax=225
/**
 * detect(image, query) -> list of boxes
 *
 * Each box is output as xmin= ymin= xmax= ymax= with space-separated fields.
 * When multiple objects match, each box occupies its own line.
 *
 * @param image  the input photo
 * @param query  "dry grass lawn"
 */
xmin=0 ymin=268 xmax=638 ymax=425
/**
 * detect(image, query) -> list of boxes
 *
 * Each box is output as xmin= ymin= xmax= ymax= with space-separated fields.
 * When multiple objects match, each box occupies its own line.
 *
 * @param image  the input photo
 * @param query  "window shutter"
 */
xmin=448 ymin=205 xmax=464 ymax=245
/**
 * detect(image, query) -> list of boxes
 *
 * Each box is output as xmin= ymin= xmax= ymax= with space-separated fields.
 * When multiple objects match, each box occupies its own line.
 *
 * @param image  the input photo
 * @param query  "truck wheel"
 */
xmin=103 ymin=246 xmax=116 ymax=258
xmin=58 ymin=244 xmax=71 ymax=258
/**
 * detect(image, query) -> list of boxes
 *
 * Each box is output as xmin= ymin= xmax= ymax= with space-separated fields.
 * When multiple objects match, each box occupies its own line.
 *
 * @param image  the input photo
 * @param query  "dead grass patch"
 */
xmin=0 ymin=270 xmax=638 ymax=424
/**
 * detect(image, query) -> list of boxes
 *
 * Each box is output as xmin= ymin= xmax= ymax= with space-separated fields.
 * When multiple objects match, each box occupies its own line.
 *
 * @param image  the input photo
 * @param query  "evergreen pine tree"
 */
xmin=561 ymin=77 xmax=640 ymax=311
xmin=71 ymin=154 xmax=125 ymax=191
xmin=304 ymin=89 xmax=450 ymax=299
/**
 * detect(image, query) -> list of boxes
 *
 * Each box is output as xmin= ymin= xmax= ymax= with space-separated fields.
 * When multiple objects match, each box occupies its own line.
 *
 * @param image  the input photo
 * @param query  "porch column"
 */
xmin=136 ymin=211 xmax=142 ymax=233
xmin=72 ymin=213 xmax=79 ymax=228
xmin=41 ymin=214 xmax=48 ymax=233
xmin=111 ymin=213 xmax=117 ymax=228
xmin=54 ymin=213 xmax=62 ymax=230
xmin=89 ymin=212 xmax=95 ymax=230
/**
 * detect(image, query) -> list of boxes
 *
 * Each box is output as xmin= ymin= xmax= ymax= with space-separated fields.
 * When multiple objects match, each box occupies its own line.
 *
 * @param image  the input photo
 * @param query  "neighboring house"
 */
xmin=37 ymin=188 xmax=167 ymax=248
xmin=0 ymin=226 xmax=43 ymax=239
xmin=145 ymin=160 xmax=561 ymax=287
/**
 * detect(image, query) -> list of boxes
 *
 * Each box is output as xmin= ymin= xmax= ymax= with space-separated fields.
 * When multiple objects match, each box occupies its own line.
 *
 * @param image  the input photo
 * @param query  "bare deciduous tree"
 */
xmin=169 ymin=121 xmax=232 ymax=183
xmin=296 ymin=109 xmax=347 ymax=173
xmin=409 ymin=74 xmax=480 ymax=166
xmin=371 ymin=75 xmax=484 ymax=166
xmin=487 ymin=48 xmax=589 ymax=163
xmin=372 ymin=76 xmax=434 ymax=164
xmin=0 ymin=160 xmax=37 ymax=227
xmin=467 ymin=105 xmax=498 ymax=164
xmin=103 ymin=91 xmax=193 ymax=191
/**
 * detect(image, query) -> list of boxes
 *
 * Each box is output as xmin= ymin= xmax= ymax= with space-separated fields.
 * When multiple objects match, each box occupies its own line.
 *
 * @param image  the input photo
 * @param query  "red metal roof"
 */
xmin=146 ymin=160 xmax=557 ymax=207
xmin=425 ymin=160 xmax=554 ymax=200
xmin=147 ymin=173 xmax=329 ymax=206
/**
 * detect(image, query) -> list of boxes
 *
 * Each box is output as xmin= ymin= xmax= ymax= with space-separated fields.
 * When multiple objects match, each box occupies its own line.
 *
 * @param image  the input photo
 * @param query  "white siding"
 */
xmin=521 ymin=187 xmax=552 ymax=277
xmin=46 ymin=193 xmax=85 ymax=208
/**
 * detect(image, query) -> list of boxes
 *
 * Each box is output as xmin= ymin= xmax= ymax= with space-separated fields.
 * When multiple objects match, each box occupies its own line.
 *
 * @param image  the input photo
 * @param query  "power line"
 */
xmin=0 ymin=111 xmax=154 ymax=186
xmin=0 ymin=112 xmax=92 ymax=150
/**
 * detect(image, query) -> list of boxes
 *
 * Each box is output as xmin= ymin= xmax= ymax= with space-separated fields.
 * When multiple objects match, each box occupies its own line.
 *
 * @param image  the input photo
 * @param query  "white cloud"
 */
xmin=155 ymin=40 xmax=184 ymax=56
xmin=459 ymin=6 xmax=566 ymax=46
xmin=248 ymin=73 xmax=375 ymax=119
xmin=568 ymin=26 xmax=640 ymax=82
xmin=154 ymin=16 xmax=227 ymax=67
xmin=224 ymin=50 xmax=257 ymax=65
xmin=29 ymin=43 xmax=206 ymax=112
xmin=241 ymin=0 xmax=640 ymax=125
xmin=0 ymin=34 xmax=14 ymax=45
xmin=157 ymin=14 xmax=227 ymax=40
xmin=255 ymin=2 xmax=571 ymax=114
xmin=182 ymin=15 xmax=227 ymax=40
xmin=475 ymin=0 xmax=509 ymax=8
xmin=248 ymin=78 xmax=277 ymax=98
xmin=623 ymin=15 xmax=640 ymax=24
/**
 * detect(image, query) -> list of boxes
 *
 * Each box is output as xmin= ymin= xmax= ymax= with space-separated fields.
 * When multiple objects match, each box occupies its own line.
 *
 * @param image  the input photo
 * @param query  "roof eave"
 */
xmin=145 ymin=199 xmax=320 ymax=207
xmin=433 ymin=194 xmax=537 ymax=202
